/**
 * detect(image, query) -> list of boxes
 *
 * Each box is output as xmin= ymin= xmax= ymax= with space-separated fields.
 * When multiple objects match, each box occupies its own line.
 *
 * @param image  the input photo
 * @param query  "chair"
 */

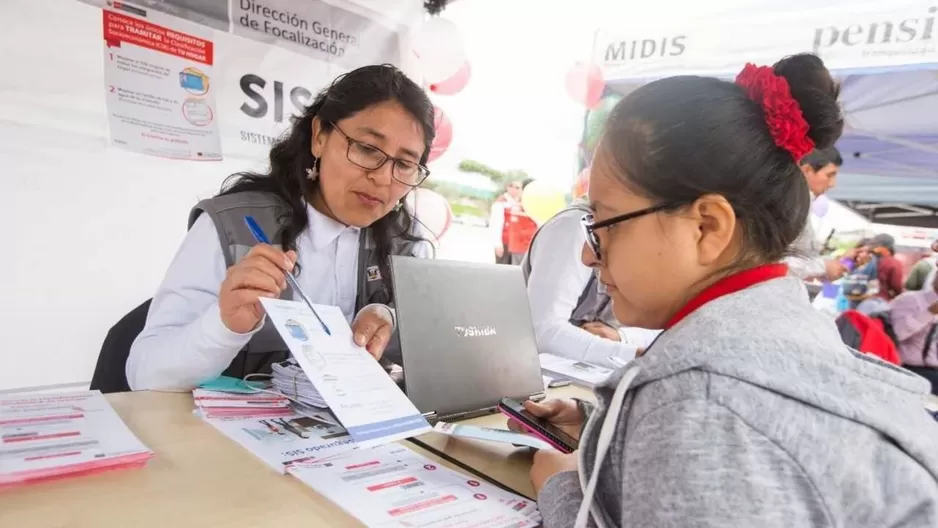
xmin=90 ymin=299 xmax=151 ymax=393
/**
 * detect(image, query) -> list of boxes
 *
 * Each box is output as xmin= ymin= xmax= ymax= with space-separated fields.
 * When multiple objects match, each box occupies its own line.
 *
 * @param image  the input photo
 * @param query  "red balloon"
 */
xmin=430 ymin=61 xmax=470 ymax=95
xmin=565 ymin=63 xmax=605 ymax=109
xmin=428 ymin=107 xmax=452 ymax=163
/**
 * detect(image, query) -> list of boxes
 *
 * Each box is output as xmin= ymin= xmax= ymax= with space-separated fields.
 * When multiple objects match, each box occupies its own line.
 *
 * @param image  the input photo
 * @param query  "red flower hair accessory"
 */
xmin=735 ymin=63 xmax=815 ymax=161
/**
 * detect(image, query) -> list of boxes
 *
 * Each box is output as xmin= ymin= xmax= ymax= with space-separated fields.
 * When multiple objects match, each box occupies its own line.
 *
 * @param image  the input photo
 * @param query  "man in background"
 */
xmin=787 ymin=147 xmax=845 ymax=281
xmin=889 ymin=272 xmax=938 ymax=395
xmin=869 ymin=234 xmax=905 ymax=302
xmin=488 ymin=180 xmax=521 ymax=264
xmin=906 ymin=240 xmax=938 ymax=291
xmin=507 ymin=178 xmax=538 ymax=265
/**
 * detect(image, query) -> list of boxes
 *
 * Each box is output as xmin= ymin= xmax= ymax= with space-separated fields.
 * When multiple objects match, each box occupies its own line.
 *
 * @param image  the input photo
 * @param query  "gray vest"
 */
xmin=189 ymin=191 xmax=422 ymax=375
xmin=520 ymin=200 xmax=619 ymax=329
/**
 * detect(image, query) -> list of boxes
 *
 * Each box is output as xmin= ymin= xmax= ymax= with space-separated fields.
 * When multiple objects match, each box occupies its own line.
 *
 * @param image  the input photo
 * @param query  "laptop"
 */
xmin=390 ymin=256 xmax=546 ymax=422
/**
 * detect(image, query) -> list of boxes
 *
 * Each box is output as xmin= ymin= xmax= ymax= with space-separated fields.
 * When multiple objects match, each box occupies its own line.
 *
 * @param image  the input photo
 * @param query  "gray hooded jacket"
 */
xmin=538 ymin=275 xmax=938 ymax=527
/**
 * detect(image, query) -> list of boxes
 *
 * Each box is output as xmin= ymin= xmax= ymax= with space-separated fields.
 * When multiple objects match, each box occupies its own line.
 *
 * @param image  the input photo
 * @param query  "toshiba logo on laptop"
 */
xmin=454 ymin=326 xmax=497 ymax=338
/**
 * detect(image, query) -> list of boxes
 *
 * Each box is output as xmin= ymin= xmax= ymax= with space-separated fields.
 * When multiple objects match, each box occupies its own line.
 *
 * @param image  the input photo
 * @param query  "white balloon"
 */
xmin=405 ymin=188 xmax=453 ymax=241
xmin=412 ymin=17 xmax=467 ymax=84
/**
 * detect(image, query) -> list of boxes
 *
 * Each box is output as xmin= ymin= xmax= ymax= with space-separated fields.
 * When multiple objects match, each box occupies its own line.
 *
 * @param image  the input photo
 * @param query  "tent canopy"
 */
xmin=591 ymin=0 xmax=938 ymax=227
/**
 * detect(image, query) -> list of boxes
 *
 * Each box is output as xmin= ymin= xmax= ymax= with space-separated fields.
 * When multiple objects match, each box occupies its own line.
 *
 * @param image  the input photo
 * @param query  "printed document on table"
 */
xmin=539 ymin=353 xmax=614 ymax=388
xmin=289 ymin=444 xmax=541 ymax=527
xmin=259 ymin=299 xmax=431 ymax=446
xmin=0 ymin=391 xmax=152 ymax=486
xmin=202 ymin=410 xmax=355 ymax=474
xmin=433 ymin=422 xmax=553 ymax=451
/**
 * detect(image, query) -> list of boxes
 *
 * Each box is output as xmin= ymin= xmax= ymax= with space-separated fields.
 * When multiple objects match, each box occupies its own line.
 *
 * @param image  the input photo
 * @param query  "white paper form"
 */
xmin=259 ymin=299 xmax=431 ymax=446
xmin=289 ymin=444 xmax=541 ymax=527
xmin=433 ymin=422 xmax=553 ymax=451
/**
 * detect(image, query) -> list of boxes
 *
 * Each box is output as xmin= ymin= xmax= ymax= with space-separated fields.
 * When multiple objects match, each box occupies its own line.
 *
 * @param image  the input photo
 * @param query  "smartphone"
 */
xmin=497 ymin=397 xmax=578 ymax=454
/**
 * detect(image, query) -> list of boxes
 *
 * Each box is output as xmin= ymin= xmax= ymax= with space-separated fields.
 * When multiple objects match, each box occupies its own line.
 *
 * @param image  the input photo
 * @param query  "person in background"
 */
xmin=869 ymin=233 xmax=905 ymax=302
xmin=906 ymin=240 xmax=938 ymax=291
xmin=127 ymin=65 xmax=435 ymax=391
xmin=786 ymin=146 xmax=844 ymax=281
xmin=521 ymin=181 xmax=660 ymax=368
xmin=890 ymin=273 xmax=938 ymax=395
xmin=514 ymin=54 xmax=938 ymax=527
xmin=507 ymin=178 xmax=538 ymax=265
xmin=489 ymin=180 xmax=522 ymax=264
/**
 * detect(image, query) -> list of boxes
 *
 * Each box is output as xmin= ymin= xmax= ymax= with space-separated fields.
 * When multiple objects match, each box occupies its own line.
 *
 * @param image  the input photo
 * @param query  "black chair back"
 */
xmin=90 ymin=299 xmax=151 ymax=393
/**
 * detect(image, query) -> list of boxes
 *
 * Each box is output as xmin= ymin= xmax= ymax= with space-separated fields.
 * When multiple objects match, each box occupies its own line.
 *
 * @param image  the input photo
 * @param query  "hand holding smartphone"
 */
xmin=497 ymin=398 xmax=579 ymax=454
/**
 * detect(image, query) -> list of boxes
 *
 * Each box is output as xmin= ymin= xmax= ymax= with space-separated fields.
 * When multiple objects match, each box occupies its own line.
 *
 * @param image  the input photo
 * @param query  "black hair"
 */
xmin=603 ymin=53 xmax=843 ymax=266
xmin=521 ymin=178 xmax=535 ymax=190
xmin=220 ymin=64 xmax=435 ymax=288
xmin=801 ymin=146 xmax=843 ymax=170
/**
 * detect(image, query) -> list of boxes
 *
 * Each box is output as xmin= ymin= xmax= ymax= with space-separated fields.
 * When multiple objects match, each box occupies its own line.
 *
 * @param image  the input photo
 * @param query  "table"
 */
xmin=411 ymin=385 xmax=593 ymax=499
xmin=0 ymin=391 xmax=515 ymax=528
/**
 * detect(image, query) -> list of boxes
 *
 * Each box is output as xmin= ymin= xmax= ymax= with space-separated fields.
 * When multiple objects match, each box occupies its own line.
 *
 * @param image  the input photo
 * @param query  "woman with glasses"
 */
xmin=127 ymin=65 xmax=435 ymax=391
xmin=512 ymin=53 xmax=938 ymax=527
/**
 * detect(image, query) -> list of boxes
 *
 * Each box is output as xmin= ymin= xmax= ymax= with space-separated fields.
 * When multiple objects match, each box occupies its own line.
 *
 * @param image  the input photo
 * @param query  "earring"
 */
xmin=306 ymin=158 xmax=319 ymax=181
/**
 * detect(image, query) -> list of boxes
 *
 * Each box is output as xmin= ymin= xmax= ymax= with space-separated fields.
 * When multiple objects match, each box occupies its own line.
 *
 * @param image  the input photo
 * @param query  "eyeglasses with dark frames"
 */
xmin=581 ymin=203 xmax=677 ymax=260
xmin=329 ymin=123 xmax=430 ymax=187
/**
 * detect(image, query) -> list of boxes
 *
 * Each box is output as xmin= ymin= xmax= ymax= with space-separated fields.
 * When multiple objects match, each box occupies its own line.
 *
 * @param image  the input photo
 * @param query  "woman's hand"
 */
xmin=531 ymin=449 xmax=578 ymax=496
xmin=506 ymin=399 xmax=585 ymax=441
xmin=219 ymin=244 xmax=296 ymax=334
xmin=351 ymin=304 xmax=395 ymax=360
xmin=581 ymin=321 xmax=621 ymax=341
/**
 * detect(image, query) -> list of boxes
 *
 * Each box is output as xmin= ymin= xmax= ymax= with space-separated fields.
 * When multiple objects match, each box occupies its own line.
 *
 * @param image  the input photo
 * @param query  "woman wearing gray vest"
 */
xmin=127 ymin=65 xmax=434 ymax=391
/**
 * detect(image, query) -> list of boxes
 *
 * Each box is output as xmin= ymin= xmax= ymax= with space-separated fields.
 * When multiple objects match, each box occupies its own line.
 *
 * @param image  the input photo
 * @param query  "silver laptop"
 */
xmin=390 ymin=256 xmax=546 ymax=422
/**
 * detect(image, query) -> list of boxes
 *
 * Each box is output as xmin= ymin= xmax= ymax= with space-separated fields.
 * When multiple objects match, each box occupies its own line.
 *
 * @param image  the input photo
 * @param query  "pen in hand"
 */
xmin=243 ymin=216 xmax=332 ymax=336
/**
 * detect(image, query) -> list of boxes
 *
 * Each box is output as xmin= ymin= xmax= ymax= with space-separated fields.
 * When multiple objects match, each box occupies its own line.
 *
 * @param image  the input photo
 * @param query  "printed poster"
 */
xmin=102 ymin=7 xmax=222 ymax=160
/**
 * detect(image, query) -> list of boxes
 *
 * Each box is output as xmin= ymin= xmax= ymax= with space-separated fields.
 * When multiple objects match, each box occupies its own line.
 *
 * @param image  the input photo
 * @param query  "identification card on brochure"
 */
xmin=259 ymin=299 xmax=431 ymax=446
xmin=433 ymin=422 xmax=553 ymax=450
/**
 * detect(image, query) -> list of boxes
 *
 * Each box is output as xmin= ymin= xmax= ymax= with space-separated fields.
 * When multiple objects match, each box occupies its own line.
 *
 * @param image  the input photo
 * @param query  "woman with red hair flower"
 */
xmin=513 ymin=54 xmax=938 ymax=528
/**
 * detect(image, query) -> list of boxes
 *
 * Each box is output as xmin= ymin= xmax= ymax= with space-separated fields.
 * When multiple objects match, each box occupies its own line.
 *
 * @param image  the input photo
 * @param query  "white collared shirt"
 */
xmin=526 ymin=209 xmax=661 ymax=368
xmin=786 ymin=194 xmax=827 ymax=279
xmin=126 ymin=203 xmax=406 ymax=392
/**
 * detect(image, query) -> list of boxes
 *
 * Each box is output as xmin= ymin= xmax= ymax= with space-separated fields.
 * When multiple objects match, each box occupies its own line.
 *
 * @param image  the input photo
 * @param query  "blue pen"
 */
xmin=244 ymin=216 xmax=331 ymax=336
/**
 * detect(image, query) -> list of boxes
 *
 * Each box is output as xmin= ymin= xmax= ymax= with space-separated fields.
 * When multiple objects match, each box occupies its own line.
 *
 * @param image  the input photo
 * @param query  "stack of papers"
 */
xmin=193 ymin=389 xmax=291 ymax=419
xmin=0 ymin=391 xmax=153 ymax=489
xmin=539 ymin=353 xmax=614 ymax=388
xmin=260 ymin=299 xmax=431 ymax=446
xmin=270 ymin=360 xmax=326 ymax=408
xmin=289 ymin=444 xmax=541 ymax=527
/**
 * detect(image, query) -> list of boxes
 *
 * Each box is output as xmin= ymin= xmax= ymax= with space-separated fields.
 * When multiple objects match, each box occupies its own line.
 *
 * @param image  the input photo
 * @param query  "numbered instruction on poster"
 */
xmin=102 ymin=9 xmax=221 ymax=160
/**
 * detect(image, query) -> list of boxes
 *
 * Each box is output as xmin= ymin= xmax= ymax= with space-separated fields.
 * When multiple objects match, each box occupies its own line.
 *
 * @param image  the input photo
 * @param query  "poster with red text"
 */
xmin=102 ymin=6 xmax=221 ymax=160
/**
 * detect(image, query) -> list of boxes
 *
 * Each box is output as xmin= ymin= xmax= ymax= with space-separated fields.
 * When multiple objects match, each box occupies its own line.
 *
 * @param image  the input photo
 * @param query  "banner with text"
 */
xmin=103 ymin=8 xmax=221 ymax=159
xmin=593 ymin=1 xmax=938 ymax=83
xmin=82 ymin=0 xmax=416 ymax=161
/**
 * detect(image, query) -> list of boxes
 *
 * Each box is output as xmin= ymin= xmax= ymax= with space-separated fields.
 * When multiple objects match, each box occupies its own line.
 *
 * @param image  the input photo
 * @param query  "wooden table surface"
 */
xmin=411 ymin=385 xmax=592 ymax=499
xmin=0 ymin=388 xmax=590 ymax=528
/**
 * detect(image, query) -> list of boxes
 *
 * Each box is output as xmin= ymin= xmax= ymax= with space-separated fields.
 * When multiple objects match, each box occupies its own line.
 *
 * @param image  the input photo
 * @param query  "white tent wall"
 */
xmin=0 ymin=0 xmax=424 ymax=391
xmin=589 ymin=0 xmax=938 ymax=228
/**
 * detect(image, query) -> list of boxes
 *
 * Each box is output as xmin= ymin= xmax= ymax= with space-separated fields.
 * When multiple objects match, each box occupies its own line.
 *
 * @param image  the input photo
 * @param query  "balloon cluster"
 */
xmin=412 ymin=17 xmax=470 ymax=163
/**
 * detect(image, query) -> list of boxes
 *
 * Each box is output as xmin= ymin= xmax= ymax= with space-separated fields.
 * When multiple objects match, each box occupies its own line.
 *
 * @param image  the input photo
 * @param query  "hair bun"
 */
xmin=772 ymin=53 xmax=843 ymax=150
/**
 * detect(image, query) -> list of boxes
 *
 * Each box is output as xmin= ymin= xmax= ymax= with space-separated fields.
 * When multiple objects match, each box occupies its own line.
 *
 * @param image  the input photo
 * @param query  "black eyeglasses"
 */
xmin=329 ymin=124 xmax=430 ymax=187
xmin=581 ymin=203 xmax=676 ymax=260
